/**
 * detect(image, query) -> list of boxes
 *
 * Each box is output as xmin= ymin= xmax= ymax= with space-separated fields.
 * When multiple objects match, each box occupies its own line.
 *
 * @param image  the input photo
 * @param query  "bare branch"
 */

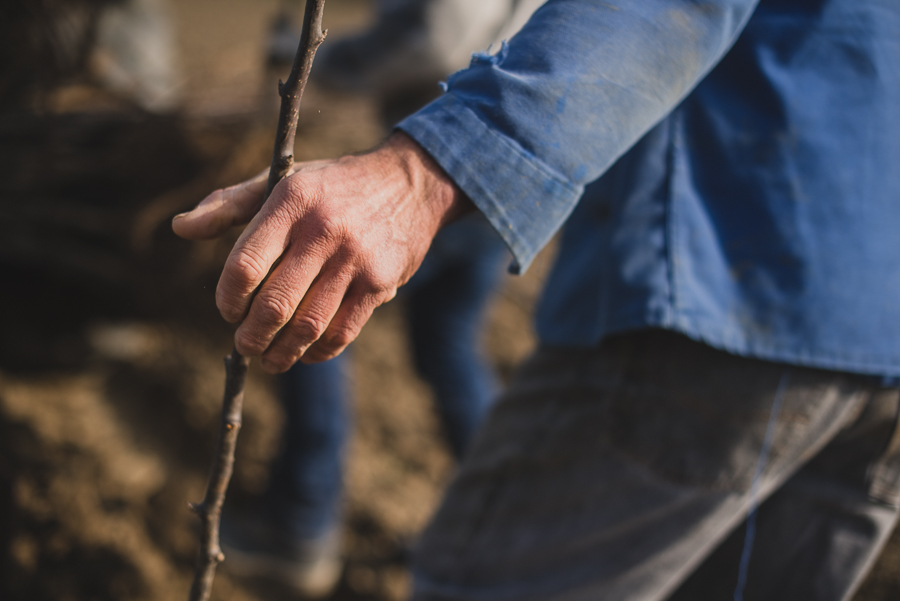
xmin=187 ymin=1 xmax=328 ymax=599
xmin=188 ymin=352 xmax=248 ymax=601
xmin=266 ymin=0 xmax=328 ymax=199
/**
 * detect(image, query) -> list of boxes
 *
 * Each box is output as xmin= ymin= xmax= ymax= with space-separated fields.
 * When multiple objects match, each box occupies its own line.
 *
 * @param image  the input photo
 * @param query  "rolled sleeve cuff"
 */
xmin=398 ymin=94 xmax=583 ymax=274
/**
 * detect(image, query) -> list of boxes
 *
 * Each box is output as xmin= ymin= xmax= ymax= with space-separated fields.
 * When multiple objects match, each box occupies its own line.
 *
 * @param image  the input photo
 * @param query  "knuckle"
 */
xmin=229 ymin=247 xmax=268 ymax=287
xmin=356 ymin=269 xmax=389 ymax=294
xmin=217 ymin=247 xmax=271 ymax=321
xmin=254 ymin=292 xmax=295 ymax=326
xmin=339 ymin=230 xmax=365 ymax=256
xmin=277 ymin=178 xmax=316 ymax=223
xmin=281 ymin=171 xmax=310 ymax=200
xmin=290 ymin=312 xmax=329 ymax=343
xmin=235 ymin=329 xmax=268 ymax=356
xmin=351 ymin=245 xmax=378 ymax=268
xmin=299 ymin=212 xmax=347 ymax=254
xmin=379 ymin=286 xmax=398 ymax=304
xmin=325 ymin=323 xmax=358 ymax=350
xmin=362 ymin=277 xmax=397 ymax=303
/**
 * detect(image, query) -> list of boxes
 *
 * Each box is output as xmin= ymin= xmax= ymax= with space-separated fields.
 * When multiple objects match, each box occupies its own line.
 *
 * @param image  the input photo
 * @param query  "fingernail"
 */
xmin=172 ymin=212 xmax=189 ymax=220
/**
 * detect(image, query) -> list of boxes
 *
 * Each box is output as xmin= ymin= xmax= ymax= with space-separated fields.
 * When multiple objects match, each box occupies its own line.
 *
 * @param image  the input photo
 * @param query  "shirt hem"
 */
xmin=541 ymin=310 xmax=900 ymax=379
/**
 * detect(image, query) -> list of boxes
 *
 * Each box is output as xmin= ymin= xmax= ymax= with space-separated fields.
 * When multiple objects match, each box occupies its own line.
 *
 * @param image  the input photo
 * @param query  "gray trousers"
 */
xmin=412 ymin=330 xmax=900 ymax=601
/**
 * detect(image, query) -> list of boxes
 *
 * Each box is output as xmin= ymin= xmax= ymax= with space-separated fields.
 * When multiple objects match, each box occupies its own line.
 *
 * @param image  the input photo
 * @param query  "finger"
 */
xmin=231 ymin=249 xmax=326 ymax=356
xmin=299 ymin=285 xmax=396 ymax=364
xmin=214 ymin=182 xmax=309 ymax=323
xmin=171 ymin=169 xmax=269 ymax=240
xmin=257 ymin=268 xmax=353 ymax=372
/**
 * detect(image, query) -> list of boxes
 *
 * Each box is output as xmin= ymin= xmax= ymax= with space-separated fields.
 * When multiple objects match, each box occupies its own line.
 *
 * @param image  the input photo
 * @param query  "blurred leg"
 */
xmin=268 ymin=354 xmax=350 ymax=540
xmin=407 ymin=220 xmax=507 ymax=459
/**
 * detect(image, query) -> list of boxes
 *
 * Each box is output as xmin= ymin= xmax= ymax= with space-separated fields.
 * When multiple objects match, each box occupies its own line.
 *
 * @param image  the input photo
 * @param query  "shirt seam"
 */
xmin=664 ymin=110 xmax=680 ymax=325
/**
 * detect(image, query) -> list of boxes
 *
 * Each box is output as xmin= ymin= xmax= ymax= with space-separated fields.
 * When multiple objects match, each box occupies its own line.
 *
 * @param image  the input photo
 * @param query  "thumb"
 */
xmin=172 ymin=169 xmax=269 ymax=240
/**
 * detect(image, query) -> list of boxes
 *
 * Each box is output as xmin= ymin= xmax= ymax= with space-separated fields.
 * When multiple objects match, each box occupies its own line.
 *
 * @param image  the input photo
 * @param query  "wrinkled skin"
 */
xmin=172 ymin=132 xmax=471 ymax=373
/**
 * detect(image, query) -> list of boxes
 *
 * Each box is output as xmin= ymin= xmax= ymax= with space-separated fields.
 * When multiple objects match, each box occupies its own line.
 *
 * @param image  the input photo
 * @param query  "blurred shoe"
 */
xmin=221 ymin=515 xmax=343 ymax=598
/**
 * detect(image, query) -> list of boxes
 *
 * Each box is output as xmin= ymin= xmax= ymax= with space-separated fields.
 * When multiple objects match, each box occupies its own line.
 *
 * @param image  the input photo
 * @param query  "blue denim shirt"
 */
xmin=399 ymin=0 xmax=900 ymax=377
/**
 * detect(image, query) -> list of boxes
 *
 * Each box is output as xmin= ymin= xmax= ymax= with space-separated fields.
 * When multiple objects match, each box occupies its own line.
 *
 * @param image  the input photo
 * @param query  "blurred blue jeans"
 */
xmin=266 ymin=216 xmax=508 ymax=540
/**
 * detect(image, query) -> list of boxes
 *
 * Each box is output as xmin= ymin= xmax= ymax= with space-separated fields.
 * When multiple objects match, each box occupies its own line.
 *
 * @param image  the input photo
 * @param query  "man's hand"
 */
xmin=172 ymin=132 xmax=470 ymax=372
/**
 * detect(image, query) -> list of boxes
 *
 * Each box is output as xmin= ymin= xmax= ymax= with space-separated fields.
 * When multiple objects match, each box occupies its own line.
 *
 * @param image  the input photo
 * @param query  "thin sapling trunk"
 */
xmin=187 ymin=2 xmax=327 ymax=600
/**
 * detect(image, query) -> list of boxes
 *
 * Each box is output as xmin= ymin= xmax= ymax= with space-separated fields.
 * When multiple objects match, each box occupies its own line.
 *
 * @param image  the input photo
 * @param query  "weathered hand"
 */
xmin=172 ymin=132 xmax=470 ymax=372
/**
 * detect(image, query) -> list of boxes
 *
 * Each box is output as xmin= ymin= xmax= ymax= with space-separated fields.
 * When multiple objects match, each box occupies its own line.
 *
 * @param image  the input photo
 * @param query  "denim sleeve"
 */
xmin=398 ymin=0 xmax=760 ymax=273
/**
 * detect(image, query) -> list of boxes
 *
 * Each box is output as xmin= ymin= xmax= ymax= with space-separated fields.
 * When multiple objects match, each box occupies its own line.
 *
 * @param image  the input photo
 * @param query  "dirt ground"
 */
xmin=0 ymin=1 xmax=547 ymax=599
xmin=1 ymin=1 xmax=899 ymax=600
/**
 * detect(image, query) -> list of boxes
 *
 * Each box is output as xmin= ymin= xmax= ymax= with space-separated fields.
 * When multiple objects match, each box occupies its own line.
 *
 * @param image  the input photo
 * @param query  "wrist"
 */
xmin=380 ymin=131 xmax=474 ymax=229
